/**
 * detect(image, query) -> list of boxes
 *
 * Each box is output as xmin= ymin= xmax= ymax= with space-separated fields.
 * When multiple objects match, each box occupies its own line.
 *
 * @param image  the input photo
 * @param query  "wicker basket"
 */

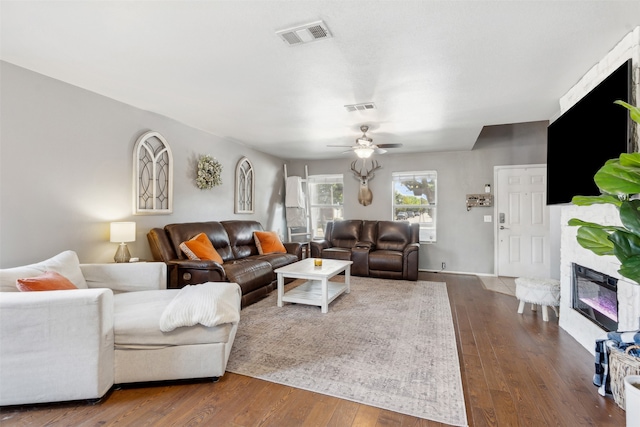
xmin=610 ymin=345 xmax=640 ymax=410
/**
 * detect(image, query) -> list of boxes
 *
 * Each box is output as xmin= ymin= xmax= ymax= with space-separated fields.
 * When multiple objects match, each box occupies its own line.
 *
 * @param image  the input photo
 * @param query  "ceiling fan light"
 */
xmin=354 ymin=147 xmax=374 ymax=158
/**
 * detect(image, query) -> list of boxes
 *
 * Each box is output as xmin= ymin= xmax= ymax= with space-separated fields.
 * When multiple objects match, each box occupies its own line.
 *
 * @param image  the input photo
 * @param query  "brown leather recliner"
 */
xmin=148 ymin=220 xmax=302 ymax=307
xmin=310 ymin=220 xmax=419 ymax=281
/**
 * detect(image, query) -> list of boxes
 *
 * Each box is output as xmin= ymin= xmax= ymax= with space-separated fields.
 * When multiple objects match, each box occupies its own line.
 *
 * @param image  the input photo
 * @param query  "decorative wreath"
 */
xmin=195 ymin=155 xmax=223 ymax=189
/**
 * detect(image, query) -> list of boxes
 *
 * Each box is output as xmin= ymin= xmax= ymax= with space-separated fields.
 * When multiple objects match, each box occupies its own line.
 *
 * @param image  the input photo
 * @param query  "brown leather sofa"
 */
xmin=147 ymin=220 xmax=302 ymax=307
xmin=310 ymin=220 xmax=420 ymax=281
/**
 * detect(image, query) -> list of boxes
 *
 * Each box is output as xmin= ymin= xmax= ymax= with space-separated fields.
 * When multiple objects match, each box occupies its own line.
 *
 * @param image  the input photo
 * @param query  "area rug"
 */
xmin=226 ymin=277 xmax=468 ymax=426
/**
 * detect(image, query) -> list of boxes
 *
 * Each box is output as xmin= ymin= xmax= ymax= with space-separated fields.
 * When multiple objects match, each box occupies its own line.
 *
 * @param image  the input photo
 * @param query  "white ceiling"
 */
xmin=1 ymin=1 xmax=639 ymax=160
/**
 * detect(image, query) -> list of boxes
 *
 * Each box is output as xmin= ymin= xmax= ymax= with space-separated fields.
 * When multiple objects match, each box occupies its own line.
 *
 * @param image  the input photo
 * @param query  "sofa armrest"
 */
xmin=81 ymin=262 xmax=167 ymax=292
xmin=403 ymin=242 xmax=420 ymax=255
xmin=0 ymin=289 xmax=114 ymax=405
xmin=166 ymin=259 xmax=226 ymax=288
xmin=147 ymin=227 xmax=177 ymax=262
xmin=403 ymin=243 xmax=420 ymax=281
xmin=310 ymin=240 xmax=330 ymax=257
xmin=284 ymin=242 xmax=303 ymax=259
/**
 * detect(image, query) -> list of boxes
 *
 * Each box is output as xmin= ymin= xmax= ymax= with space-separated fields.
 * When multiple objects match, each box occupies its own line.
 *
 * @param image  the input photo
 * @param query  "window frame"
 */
xmin=391 ymin=170 xmax=437 ymax=243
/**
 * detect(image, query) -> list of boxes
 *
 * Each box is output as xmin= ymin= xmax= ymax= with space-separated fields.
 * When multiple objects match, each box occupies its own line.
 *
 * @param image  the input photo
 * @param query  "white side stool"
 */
xmin=515 ymin=277 xmax=561 ymax=322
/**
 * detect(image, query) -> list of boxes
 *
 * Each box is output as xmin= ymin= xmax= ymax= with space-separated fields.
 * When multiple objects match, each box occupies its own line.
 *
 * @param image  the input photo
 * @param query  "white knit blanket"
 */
xmin=159 ymin=282 xmax=241 ymax=332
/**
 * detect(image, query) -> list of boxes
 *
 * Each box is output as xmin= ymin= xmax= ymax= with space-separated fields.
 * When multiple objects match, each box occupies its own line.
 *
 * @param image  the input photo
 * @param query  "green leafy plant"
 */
xmin=569 ymin=101 xmax=640 ymax=283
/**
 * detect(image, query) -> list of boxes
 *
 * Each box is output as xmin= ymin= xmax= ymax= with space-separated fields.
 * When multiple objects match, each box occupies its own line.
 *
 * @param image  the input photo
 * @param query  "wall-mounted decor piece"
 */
xmin=195 ymin=155 xmax=223 ymax=190
xmin=350 ymin=159 xmax=381 ymax=206
xmin=235 ymin=157 xmax=254 ymax=214
xmin=133 ymin=131 xmax=173 ymax=214
xmin=465 ymin=194 xmax=493 ymax=211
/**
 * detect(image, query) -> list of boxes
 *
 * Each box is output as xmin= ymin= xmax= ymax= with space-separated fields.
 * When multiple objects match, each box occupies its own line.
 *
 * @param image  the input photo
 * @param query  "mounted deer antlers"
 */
xmin=350 ymin=159 xmax=382 ymax=206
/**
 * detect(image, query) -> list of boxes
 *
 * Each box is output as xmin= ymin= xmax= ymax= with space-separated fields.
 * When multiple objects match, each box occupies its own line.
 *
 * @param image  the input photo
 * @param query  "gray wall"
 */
xmin=0 ymin=60 xmax=548 ymax=274
xmin=0 ymin=61 xmax=287 ymax=267
xmin=286 ymin=121 xmax=547 ymax=274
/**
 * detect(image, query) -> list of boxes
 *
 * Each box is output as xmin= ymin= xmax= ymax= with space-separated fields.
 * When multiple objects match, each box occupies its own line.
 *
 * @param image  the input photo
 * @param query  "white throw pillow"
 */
xmin=0 ymin=250 xmax=88 ymax=292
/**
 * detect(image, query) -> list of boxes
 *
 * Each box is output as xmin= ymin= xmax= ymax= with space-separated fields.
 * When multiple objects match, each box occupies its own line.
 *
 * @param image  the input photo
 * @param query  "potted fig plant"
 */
xmin=568 ymin=101 xmax=640 ymax=284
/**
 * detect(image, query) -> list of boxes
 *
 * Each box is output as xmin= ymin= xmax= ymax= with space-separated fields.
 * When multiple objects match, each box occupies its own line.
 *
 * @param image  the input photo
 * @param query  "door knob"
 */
xmin=500 ymin=226 xmax=509 ymax=230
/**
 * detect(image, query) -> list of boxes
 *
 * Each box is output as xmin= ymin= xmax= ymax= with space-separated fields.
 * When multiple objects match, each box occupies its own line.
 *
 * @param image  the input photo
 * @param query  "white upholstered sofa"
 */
xmin=0 ymin=251 xmax=241 ymax=406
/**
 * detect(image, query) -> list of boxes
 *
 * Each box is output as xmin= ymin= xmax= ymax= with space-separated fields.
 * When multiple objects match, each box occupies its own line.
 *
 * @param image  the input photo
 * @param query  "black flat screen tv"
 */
xmin=546 ymin=58 xmax=632 ymax=205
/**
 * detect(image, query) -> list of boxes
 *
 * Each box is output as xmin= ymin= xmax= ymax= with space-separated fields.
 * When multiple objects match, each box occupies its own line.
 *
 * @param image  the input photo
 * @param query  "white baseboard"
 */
xmin=419 ymin=268 xmax=496 ymax=277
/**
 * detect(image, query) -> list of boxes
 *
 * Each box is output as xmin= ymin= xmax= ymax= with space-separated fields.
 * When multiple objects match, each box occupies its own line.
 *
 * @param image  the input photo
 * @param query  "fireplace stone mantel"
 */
xmin=554 ymin=27 xmax=640 ymax=354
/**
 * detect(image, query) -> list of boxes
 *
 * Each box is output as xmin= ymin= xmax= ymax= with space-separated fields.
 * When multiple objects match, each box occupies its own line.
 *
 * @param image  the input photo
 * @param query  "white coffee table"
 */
xmin=275 ymin=258 xmax=352 ymax=313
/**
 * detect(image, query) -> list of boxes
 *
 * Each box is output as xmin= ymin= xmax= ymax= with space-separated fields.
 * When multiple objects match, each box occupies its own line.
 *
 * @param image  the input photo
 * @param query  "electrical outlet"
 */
xmin=442 ymin=262 xmax=446 ymax=270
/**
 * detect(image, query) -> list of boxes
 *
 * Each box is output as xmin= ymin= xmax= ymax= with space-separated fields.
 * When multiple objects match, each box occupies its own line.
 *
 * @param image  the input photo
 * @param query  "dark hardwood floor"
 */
xmin=0 ymin=273 xmax=626 ymax=426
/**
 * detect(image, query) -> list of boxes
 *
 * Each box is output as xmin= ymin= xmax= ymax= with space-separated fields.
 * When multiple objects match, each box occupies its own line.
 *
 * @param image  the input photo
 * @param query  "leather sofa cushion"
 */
xmin=376 ymin=221 xmax=411 ymax=251
xmin=221 ymin=258 xmax=273 ymax=294
xmin=114 ymin=290 xmax=233 ymax=347
xmin=330 ymin=220 xmax=362 ymax=248
xmin=222 ymin=220 xmax=263 ymax=259
xmin=361 ymin=221 xmax=378 ymax=246
xmin=368 ymin=250 xmax=403 ymax=272
xmin=256 ymin=253 xmax=299 ymax=270
xmin=322 ymin=247 xmax=352 ymax=261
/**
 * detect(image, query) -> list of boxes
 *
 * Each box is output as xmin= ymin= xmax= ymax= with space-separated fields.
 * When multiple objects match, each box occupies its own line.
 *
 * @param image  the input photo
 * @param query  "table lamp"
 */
xmin=110 ymin=222 xmax=136 ymax=263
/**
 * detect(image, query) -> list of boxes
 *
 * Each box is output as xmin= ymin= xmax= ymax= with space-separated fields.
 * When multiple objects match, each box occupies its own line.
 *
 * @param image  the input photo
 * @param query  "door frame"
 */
xmin=493 ymin=164 xmax=547 ymax=277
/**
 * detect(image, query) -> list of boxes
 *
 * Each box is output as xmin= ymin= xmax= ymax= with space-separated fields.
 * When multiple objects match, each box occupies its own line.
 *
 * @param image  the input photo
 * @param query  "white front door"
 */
xmin=495 ymin=165 xmax=550 ymax=278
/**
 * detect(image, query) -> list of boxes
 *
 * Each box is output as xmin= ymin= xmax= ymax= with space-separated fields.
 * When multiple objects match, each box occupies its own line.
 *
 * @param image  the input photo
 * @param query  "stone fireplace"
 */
xmin=560 ymin=204 xmax=640 ymax=353
xmin=555 ymin=27 xmax=640 ymax=354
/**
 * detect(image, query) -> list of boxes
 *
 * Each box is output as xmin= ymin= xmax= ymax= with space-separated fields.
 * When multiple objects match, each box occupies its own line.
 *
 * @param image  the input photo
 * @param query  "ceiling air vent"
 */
xmin=344 ymin=102 xmax=376 ymax=112
xmin=276 ymin=20 xmax=332 ymax=46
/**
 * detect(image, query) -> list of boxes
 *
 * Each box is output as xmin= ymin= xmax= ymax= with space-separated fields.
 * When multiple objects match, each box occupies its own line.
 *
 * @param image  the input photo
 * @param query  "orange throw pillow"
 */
xmin=16 ymin=271 xmax=78 ymax=291
xmin=179 ymin=232 xmax=223 ymax=263
xmin=254 ymin=231 xmax=286 ymax=255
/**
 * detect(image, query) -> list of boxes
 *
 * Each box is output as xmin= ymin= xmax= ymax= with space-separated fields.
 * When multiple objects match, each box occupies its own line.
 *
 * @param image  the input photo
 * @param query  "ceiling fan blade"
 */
xmin=376 ymin=143 xmax=403 ymax=148
xmin=327 ymin=144 xmax=354 ymax=148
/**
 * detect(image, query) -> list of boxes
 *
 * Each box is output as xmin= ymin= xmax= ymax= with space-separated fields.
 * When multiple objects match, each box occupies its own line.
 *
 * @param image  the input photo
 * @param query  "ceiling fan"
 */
xmin=328 ymin=125 xmax=403 ymax=158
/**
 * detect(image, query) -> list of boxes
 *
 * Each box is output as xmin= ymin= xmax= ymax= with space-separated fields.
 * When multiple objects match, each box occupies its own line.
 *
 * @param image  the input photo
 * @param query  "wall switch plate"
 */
xmin=484 ymin=215 xmax=492 ymax=223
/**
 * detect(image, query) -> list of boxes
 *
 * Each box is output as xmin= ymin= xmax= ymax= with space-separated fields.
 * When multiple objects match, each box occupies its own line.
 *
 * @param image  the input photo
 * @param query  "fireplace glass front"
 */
xmin=572 ymin=263 xmax=618 ymax=331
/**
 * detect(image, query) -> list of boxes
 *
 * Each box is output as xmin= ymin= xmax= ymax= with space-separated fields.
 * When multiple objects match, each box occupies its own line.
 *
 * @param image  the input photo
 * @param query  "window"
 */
xmin=392 ymin=171 xmax=437 ymax=242
xmin=308 ymin=174 xmax=343 ymax=239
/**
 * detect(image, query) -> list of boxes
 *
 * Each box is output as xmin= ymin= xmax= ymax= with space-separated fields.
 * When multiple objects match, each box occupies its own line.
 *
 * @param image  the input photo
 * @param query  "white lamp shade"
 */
xmin=110 ymin=222 xmax=136 ymax=243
